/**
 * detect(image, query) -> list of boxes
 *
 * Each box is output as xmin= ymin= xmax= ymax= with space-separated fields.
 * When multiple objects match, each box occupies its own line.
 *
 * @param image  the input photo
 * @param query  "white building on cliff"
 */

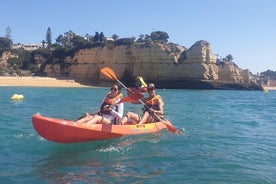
xmin=13 ymin=43 xmax=46 ymax=50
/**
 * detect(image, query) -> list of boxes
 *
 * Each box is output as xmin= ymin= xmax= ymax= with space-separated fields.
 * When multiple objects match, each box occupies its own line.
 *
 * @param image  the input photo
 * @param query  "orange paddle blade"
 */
xmin=101 ymin=67 xmax=118 ymax=81
xmin=162 ymin=120 xmax=182 ymax=134
xmin=118 ymin=91 xmax=144 ymax=103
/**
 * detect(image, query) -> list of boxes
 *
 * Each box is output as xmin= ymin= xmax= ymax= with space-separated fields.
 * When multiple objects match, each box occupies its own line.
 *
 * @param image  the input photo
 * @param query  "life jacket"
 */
xmin=144 ymin=95 xmax=161 ymax=110
xmin=100 ymin=92 xmax=123 ymax=115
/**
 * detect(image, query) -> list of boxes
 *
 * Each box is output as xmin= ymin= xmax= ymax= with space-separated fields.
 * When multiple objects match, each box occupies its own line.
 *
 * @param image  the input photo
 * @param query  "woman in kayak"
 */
xmin=76 ymin=83 xmax=124 ymax=125
xmin=121 ymin=83 xmax=164 ymax=124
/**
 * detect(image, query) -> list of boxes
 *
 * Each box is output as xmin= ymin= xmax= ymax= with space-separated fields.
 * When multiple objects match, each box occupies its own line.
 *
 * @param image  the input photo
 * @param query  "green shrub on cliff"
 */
xmin=261 ymin=70 xmax=276 ymax=79
xmin=0 ymin=37 xmax=12 ymax=55
xmin=150 ymin=31 xmax=169 ymax=42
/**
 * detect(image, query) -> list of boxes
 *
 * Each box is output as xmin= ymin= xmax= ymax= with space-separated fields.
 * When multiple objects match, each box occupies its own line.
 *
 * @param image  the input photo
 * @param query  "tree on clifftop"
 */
xmin=112 ymin=34 xmax=119 ymax=41
xmin=93 ymin=31 xmax=105 ymax=42
xmin=150 ymin=31 xmax=169 ymax=42
xmin=261 ymin=70 xmax=276 ymax=79
xmin=5 ymin=26 xmax=12 ymax=41
xmin=46 ymin=27 xmax=52 ymax=47
xmin=225 ymin=54 xmax=233 ymax=61
xmin=56 ymin=34 xmax=66 ymax=47
xmin=0 ymin=37 xmax=12 ymax=55
xmin=71 ymin=35 xmax=91 ymax=49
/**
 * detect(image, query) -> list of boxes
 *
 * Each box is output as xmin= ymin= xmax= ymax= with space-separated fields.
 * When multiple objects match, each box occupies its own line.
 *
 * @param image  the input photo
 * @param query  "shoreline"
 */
xmin=1 ymin=76 xmax=276 ymax=90
xmin=0 ymin=76 xmax=92 ymax=88
xmin=263 ymin=86 xmax=276 ymax=91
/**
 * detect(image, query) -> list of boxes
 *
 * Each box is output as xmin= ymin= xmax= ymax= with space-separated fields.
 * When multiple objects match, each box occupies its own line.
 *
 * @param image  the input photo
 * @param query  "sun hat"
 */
xmin=147 ymin=83 xmax=156 ymax=89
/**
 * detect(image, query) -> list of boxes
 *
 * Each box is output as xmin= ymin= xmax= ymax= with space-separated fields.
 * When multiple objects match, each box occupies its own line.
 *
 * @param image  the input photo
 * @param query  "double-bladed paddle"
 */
xmin=101 ymin=66 xmax=182 ymax=134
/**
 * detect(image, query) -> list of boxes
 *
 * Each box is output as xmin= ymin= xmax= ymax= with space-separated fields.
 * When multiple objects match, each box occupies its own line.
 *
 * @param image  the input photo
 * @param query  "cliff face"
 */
xmin=43 ymin=40 xmax=261 ymax=90
xmin=0 ymin=51 xmax=15 ymax=67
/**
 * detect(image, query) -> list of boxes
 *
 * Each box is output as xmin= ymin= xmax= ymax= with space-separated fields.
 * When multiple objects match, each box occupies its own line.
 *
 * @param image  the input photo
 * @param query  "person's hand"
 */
xmin=127 ymin=89 xmax=133 ymax=95
xmin=103 ymin=105 xmax=112 ymax=112
xmin=148 ymin=108 xmax=155 ymax=114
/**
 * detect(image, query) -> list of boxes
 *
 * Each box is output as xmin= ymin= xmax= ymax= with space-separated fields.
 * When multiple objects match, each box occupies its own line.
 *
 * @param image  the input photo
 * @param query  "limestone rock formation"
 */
xmin=43 ymin=40 xmax=261 ymax=90
xmin=184 ymin=40 xmax=216 ymax=64
xmin=0 ymin=51 xmax=14 ymax=67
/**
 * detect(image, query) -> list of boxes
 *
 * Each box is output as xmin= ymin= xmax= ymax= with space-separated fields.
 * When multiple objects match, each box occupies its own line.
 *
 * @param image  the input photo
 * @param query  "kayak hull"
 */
xmin=32 ymin=114 xmax=169 ymax=143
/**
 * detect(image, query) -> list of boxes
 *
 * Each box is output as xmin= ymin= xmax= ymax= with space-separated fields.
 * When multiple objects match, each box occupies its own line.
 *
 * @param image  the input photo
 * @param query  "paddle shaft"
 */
xmin=116 ymin=79 xmax=128 ymax=90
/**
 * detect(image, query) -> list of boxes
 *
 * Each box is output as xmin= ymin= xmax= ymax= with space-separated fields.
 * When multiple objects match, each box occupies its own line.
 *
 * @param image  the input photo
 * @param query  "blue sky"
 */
xmin=1 ymin=0 xmax=275 ymax=74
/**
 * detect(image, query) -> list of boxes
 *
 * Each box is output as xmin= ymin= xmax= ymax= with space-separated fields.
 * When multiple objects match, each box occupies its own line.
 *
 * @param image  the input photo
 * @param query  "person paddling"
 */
xmin=121 ymin=83 xmax=164 ymax=124
xmin=76 ymin=83 xmax=124 ymax=125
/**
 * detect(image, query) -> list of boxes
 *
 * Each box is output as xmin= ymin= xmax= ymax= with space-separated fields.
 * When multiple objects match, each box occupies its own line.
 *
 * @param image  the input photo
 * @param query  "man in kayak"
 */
xmin=76 ymin=83 xmax=124 ymax=125
xmin=121 ymin=83 xmax=164 ymax=124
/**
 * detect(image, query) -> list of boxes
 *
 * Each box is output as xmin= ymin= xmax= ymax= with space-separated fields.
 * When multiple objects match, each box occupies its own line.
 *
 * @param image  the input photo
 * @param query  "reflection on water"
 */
xmin=35 ymin=133 xmax=167 ymax=183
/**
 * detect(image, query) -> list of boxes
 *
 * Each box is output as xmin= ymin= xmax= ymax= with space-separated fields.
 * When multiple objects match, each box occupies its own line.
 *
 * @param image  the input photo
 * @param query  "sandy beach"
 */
xmin=0 ymin=76 xmax=92 ymax=88
xmin=262 ymin=86 xmax=276 ymax=91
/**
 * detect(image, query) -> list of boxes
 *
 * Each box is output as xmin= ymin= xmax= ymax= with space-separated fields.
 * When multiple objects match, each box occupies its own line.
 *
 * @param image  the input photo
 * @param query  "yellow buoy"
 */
xmin=11 ymin=94 xmax=24 ymax=100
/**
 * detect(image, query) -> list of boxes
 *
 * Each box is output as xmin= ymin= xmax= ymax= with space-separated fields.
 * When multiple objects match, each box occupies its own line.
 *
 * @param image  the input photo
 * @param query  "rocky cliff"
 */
xmin=0 ymin=51 xmax=14 ymax=67
xmin=43 ymin=40 xmax=262 ymax=90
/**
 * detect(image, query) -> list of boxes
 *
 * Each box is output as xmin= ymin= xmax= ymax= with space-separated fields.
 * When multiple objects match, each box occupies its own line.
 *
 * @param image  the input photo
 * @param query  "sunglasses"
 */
xmin=147 ymin=88 xmax=154 ymax=91
xmin=110 ymin=87 xmax=118 ymax=91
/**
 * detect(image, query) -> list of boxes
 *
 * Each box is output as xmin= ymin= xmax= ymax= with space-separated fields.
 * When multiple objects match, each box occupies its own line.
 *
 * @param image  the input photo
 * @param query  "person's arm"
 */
xmin=110 ymin=103 xmax=124 ymax=119
xmin=153 ymin=97 xmax=164 ymax=116
xmin=90 ymin=110 xmax=100 ymax=116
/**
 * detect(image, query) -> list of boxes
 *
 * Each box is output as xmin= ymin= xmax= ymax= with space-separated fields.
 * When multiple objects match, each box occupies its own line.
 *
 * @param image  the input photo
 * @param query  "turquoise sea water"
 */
xmin=0 ymin=87 xmax=275 ymax=183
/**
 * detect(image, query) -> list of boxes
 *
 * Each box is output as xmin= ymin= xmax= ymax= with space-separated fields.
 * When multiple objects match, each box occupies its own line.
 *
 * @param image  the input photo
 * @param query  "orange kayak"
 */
xmin=32 ymin=114 xmax=170 ymax=143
